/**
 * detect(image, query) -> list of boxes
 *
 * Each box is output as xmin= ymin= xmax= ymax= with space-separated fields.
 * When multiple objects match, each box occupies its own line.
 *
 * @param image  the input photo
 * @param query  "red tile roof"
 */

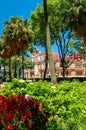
xmin=69 ymin=53 xmax=82 ymax=60
xmin=52 ymin=53 xmax=59 ymax=59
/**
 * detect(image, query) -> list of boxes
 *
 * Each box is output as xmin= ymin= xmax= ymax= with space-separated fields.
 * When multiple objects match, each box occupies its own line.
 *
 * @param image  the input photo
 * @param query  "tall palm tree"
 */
xmin=1 ymin=17 xmax=34 ymax=58
xmin=0 ymin=17 xmax=34 ymax=78
xmin=43 ymin=0 xmax=57 ymax=83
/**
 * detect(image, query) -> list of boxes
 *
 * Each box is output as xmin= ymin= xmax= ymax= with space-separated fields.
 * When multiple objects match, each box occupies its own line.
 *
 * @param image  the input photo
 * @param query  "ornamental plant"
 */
xmin=0 ymin=80 xmax=86 ymax=129
xmin=0 ymin=94 xmax=48 ymax=130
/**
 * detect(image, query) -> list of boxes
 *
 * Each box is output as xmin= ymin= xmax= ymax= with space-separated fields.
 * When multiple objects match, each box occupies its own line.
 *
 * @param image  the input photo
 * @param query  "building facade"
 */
xmin=24 ymin=50 xmax=86 ymax=78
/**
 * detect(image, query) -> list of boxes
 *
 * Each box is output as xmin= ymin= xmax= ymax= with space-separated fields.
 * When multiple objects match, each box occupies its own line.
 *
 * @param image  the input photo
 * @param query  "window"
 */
xmin=61 ymin=71 xmax=70 ymax=76
xmin=38 ymin=56 xmax=40 ymax=61
xmin=65 ymin=71 xmax=70 ymax=75
xmin=76 ymin=71 xmax=82 ymax=76
xmin=75 ymin=63 xmax=82 ymax=68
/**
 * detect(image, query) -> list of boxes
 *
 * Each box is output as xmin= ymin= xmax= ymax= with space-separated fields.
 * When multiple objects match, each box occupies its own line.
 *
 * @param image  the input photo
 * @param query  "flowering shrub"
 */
xmin=1 ymin=80 xmax=86 ymax=129
xmin=0 ymin=95 xmax=47 ymax=130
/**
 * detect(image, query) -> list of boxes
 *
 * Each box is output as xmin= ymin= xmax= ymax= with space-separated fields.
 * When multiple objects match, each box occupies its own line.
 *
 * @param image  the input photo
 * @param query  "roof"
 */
xmin=69 ymin=53 xmax=82 ymax=60
xmin=52 ymin=53 xmax=59 ymax=59
xmin=29 ymin=52 xmax=82 ymax=61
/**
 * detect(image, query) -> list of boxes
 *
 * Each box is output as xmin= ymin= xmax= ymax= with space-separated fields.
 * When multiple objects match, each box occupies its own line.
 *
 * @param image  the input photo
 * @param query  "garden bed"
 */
xmin=0 ymin=79 xmax=86 ymax=130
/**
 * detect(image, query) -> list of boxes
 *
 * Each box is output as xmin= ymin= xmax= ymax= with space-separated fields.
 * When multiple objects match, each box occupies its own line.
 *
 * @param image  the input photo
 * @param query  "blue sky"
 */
xmin=0 ymin=0 xmax=42 ymax=34
xmin=0 ymin=0 xmax=58 ymax=53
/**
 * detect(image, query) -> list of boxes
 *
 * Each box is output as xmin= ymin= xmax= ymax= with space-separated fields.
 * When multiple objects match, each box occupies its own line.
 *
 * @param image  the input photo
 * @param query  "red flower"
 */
xmin=4 ymin=113 xmax=14 ymax=122
xmin=11 ymin=94 xmax=19 ymax=100
xmin=27 ymin=121 xmax=32 ymax=129
xmin=0 ymin=95 xmax=47 ymax=129
xmin=26 ymin=110 xmax=32 ymax=118
xmin=6 ymin=126 xmax=16 ymax=130
xmin=21 ymin=115 xmax=28 ymax=122
xmin=6 ymin=121 xmax=16 ymax=130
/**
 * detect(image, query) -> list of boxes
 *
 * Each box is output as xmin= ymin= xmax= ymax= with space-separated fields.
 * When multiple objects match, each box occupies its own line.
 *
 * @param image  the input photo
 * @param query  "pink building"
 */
xmin=24 ymin=50 xmax=86 ymax=78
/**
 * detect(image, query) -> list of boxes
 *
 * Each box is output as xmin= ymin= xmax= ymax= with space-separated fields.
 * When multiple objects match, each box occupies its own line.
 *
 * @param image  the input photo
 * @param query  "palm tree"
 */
xmin=0 ymin=17 xmax=34 ymax=78
xmin=43 ymin=0 xmax=57 ymax=83
xmin=1 ymin=17 xmax=34 ymax=58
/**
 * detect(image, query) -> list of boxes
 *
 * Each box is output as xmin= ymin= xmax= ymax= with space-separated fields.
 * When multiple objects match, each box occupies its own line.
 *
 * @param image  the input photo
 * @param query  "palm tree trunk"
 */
xmin=43 ymin=0 xmax=57 ymax=83
xmin=43 ymin=52 xmax=48 ymax=80
xmin=3 ymin=59 xmax=6 ymax=81
xmin=18 ymin=52 xmax=21 ymax=78
xmin=43 ymin=46 xmax=48 ymax=80
xmin=22 ymin=54 xmax=24 ymax=79
xmin=9 ymin=58 xmax=11 ymax=79
xmin=14 ymin=55 xmax=17 ymax=78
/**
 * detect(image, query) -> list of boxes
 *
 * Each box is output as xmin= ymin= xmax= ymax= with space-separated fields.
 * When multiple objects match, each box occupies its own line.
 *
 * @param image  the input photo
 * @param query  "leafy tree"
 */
xmin=30 ymin=1 xmax=56 ymax=83
xmin=67 ymin=0 xmax=86 ymax=45
xmin=23 ymin=59 xmax=34 ymax=78
xmin=56 ymin=0 xmax=86 ymax=75
xmin=45 ymin=0 xmax=86 ymax=58
xmin=1 ymin=16 xmax=34 ymax=58
xmin=18 ymin=45 xmax=35 ymax=79
xmin=56 ymin=30 xmax=78 ymax=79
xmin=29 ymin=0 xmax=86 ymax=82
xmin=47 ymin=0 xmax=86 ymax=75
xmin=1 ymin=59 xmax=9 ymax=80
xmin=0 ymin=17 xmax=35 ymax=79
xmin=51 ymin=0 xmax=86 ymax=58
xmin=29 ymin=4 xmax=48 ymax=79
xmin=30 ymin=0 xmax=84 ymax=82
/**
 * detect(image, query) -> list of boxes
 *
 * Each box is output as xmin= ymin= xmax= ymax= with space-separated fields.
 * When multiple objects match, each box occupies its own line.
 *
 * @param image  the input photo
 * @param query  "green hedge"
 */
xmin=26 ymin=77 xmax=86 ymax=82
xmin=0 ymin=79 xmax=86 ymax=130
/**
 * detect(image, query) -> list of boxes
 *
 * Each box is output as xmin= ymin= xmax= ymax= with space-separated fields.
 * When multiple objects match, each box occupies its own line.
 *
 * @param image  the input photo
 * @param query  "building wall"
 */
xmin=25 ymin=51 xmax=86 ymax=78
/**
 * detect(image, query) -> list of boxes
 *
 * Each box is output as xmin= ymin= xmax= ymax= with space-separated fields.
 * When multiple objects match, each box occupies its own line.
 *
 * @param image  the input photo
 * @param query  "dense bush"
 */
xmin=0 ymin=94 xmax=47 ymax=130
xmin=0 ymin=79 xmax=86 ymax=129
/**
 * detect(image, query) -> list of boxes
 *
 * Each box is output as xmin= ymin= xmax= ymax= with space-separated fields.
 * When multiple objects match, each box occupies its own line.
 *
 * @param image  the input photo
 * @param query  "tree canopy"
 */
xmin=31 ymin=0 xmax=86 ymax=39
xmin=30 ymin=0 xmax=86 ymax=58
xmin=1 ymin=17 xmax=34 ymax=59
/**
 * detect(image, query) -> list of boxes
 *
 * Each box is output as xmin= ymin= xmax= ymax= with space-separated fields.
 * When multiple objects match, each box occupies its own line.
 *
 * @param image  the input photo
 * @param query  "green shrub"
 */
xmin=0 ymin=80 xmax=86 ymax=129
xmin=5 ymin=78 xmax=11 ymax=82
xmin=11 ymin=78 xmax=19 ymax=88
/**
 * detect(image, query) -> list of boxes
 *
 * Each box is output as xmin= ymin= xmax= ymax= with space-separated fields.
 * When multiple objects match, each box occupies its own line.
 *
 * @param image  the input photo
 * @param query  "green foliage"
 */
xmin=24 ymin=59 xmax=34 ymax=69
xmin=30 ymin=0 xmax=86 ymax=57
xmin=5 ymin=78 xmax=11 ymax=82
xmin=1 ymin=16 xmax=34 ymax=58
xmin=0 ymin=80 xmax=86 ymax=129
